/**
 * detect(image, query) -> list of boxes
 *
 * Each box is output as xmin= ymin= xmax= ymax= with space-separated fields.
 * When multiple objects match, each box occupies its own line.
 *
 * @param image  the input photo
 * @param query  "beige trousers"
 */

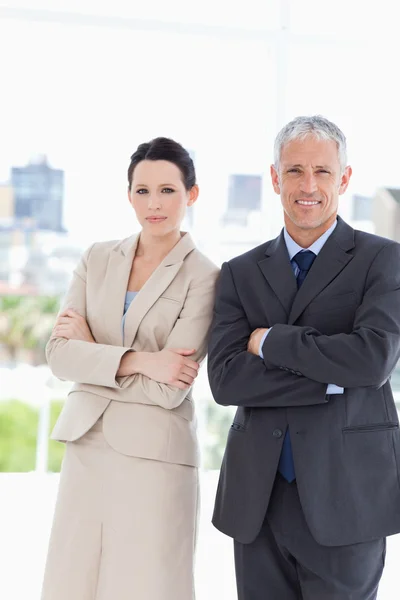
xmin=41 ymin=418 xmax=199 ymax=600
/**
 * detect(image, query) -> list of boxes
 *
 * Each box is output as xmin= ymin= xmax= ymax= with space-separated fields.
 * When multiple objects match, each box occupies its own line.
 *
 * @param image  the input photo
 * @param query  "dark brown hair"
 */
xmin=128 ymin=137 xmax=196 ymax=191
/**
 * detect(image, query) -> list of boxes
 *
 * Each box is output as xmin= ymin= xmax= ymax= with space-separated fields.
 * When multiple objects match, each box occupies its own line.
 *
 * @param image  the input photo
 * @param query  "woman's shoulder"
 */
xmin=185 ymin=246 xmax=220 ymax=281
xmin=83 ymin=236 xmax=134 ymax=261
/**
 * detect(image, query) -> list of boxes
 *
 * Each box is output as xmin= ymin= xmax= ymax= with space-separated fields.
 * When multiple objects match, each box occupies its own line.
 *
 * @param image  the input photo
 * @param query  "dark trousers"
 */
xmin=234 ymin=474 xmax=386 ymax=599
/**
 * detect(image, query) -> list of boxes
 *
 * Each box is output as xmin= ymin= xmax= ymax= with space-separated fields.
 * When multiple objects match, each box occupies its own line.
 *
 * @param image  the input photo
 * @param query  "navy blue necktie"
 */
xmin=278 ymin=250 xmax=316 ymax=482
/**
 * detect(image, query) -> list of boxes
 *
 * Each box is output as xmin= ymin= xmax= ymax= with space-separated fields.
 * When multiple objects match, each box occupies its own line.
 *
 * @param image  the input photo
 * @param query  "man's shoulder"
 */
xmin=353 ymin=227 xmax=400 ymax=254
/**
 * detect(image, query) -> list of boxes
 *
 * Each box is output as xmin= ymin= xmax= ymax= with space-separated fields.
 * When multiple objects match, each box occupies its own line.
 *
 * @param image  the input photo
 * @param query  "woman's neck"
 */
xmin=136 ymin=230 xmax=183 ymax=263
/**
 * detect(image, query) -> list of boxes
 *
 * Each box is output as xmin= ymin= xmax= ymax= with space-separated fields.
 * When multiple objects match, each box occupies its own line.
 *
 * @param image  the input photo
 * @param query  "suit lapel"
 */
xmin=123 ymin=232 xmax=196 ymax=348
xmin=288 ymin=217 xmax=355 ymax=324
xmin=258 ymin=232 xmax=298 ymax=317
xmin=104 ymin=234 xmax=140 ymax=347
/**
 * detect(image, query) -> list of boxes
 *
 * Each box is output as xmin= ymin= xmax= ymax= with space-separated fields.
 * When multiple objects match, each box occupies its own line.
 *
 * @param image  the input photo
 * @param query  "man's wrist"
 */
xmin=259 ymin=328 xmax=271 ymax=359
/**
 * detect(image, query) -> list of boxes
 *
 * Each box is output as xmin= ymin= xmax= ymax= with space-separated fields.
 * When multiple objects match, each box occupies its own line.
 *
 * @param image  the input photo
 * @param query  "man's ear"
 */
xmin=270 ymin=164 xmax=281 ymax=195
xmin=339 ymin=166 xmax=352 ymax=195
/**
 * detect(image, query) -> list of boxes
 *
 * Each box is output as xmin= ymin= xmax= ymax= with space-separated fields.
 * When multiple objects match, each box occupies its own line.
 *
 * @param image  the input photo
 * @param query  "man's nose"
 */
xmin=300 ymin=172 xmax=318 ymax=194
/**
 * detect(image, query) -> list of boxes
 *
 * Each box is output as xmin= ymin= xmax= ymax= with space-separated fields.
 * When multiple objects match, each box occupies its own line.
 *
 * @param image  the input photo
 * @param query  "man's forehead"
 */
xmin=280 ymin=138 xmax=339 ymax=165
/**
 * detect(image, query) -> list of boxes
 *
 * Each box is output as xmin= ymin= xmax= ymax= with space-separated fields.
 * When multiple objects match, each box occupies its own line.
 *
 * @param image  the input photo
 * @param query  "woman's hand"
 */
xmin=53 ymin=309 xmax=95 ymax=343
xmin=118 ymin=348 xmax=200 ymax=390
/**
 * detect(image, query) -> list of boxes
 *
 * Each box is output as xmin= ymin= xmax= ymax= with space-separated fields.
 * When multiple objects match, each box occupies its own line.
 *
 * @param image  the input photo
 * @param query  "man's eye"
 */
xmin=287 ymin=169 xmax=300 ymax=173
xmin=317 ymin=170 xmax=330 ymax=174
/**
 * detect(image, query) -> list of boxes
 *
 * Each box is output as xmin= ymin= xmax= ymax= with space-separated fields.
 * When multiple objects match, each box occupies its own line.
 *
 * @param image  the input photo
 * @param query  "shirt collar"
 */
xmin=283 ymin=219 xmax=338 ymax=261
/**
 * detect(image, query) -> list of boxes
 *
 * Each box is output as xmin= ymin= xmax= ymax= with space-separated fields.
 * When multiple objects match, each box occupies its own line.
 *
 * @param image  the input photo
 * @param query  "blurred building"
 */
xmin=372 ymin=187 xmax=400 ymax=241
xmin=351 ymin=194 xmax=372 ymax=222
xmin=11 ymin=155 xmax=64 ymax=232
xmin=0 ymin=222 xmax=35 ymax=286
xmin=0 ymin=158 xmax=84 ymax=294
xmin=221 ymin=174 xmax=262 ymax=227
xmin=0 ymin=223 xmax=83 ymax=295
xmin=346 ymin=193 xmax=374 ymax=235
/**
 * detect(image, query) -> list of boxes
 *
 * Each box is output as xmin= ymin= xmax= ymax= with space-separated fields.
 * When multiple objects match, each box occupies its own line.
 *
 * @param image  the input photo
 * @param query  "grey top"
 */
xmin=122 ymin=290 xmax=138 ymax=343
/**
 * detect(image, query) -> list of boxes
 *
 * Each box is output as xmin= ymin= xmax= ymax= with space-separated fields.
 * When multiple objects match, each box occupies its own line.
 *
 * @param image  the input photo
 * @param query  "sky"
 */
xmin=0 ymin=2 xmax=399 ymax=246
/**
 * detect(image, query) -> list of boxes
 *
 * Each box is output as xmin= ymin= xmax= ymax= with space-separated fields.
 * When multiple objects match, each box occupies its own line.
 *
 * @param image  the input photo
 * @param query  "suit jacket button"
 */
xmin=273 ymin=429 xmax=283 ymax=438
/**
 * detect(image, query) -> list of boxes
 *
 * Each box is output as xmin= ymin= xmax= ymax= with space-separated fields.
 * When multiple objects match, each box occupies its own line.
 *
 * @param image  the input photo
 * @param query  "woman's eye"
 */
xmin=136 ymin=188 xmax=148 ymax=194
xmin=162 ymin=188 xmax=174 ymax=193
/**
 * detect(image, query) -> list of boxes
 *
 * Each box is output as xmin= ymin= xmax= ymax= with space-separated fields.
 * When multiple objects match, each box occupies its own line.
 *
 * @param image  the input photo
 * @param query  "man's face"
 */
xmin=271 ymin=136 xmax=352 ymax=233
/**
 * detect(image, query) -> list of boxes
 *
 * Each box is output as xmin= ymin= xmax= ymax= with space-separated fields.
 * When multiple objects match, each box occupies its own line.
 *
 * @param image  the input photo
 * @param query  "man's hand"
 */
xmin=53 ymin=309 xmax=95 ymax=343
xmin=247 ymin=328 xmax=269 ymax=356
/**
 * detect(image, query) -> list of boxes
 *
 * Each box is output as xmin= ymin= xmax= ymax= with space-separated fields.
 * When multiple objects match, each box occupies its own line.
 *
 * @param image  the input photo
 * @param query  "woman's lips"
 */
xmin=146 ymin=216 xmax=167 ymax=222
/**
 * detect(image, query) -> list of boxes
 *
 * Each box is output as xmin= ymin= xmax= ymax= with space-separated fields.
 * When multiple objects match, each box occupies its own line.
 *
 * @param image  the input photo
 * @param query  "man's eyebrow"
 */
xmin=283 ymin=164 xmax=332 ymax=169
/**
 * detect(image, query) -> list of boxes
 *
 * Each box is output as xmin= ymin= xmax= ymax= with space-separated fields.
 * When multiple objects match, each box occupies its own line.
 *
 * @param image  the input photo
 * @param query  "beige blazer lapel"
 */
xmin=123 ymin=232 xmax=196 ymax=348
xmin=101 ymin=234 xmax=140 ymax=347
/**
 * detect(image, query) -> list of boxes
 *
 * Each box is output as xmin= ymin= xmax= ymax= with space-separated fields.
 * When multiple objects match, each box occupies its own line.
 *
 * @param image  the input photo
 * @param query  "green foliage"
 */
xmin=0 ymin=295 xmax=60 ymax=365
xmin=0 ymin=400 xmax=39 ymax=471
xmin=202 ymin=400 xmax=235 ymax=470
xmin=48 ymin=400 xmax=65 ymax=472
xmin=0 ymin=396 xmax=233 ymax=473
xmin=0 ymin=399 xmax=65 ymax=472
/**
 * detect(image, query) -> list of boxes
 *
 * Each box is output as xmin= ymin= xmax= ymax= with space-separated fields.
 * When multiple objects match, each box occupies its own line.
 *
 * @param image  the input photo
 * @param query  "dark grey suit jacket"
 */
xmin=208 ymin=216 xmax=400 ymax=547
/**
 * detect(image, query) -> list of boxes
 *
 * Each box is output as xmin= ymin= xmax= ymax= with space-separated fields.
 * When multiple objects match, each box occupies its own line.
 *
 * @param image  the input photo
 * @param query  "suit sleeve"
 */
xmin=114 ymin=267 xmax=220 ymax=409
xmin=46 ymin=244 xmax=132 ymax=388
xmin=262 ymin=242 xmax=400 ymax=388
xmin=207 ymin=262 xmax=329 ymax=408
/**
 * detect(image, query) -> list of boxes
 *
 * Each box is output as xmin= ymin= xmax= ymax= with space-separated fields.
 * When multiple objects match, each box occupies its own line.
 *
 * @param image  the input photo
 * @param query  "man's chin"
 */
xmin=290 ymin=212 xmax=336 ymax=231
xmin=292 ymin=218 xmax=324 ymax=231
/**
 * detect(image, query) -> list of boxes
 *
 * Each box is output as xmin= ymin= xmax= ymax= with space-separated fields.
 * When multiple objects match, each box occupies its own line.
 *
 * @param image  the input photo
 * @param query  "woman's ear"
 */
xmin=187 ymin=184 xmax=199 ymax=206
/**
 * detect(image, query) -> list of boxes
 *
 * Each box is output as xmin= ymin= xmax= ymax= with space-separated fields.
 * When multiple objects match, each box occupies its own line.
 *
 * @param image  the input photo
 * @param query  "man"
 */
xmin=207 ymin=115 xmax=400 ymax=599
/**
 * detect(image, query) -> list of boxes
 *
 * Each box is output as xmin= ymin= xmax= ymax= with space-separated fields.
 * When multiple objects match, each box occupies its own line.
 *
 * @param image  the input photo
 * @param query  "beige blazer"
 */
xmin=47 ymin=232 xmax=220 ymax=467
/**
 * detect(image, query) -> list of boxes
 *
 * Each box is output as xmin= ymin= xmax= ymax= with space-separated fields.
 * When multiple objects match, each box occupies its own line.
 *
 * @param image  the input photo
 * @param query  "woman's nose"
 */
xmin=148 ymin=194 xmax=162 ymax=209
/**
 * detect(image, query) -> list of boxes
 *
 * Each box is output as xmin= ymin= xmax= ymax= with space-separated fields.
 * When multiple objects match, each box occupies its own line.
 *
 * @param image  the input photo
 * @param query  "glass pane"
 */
xmin=0 ymin=18 xmax=276 ymax=244
xmin=290 ymin=0 xmax=397 ymax=37
xmin=2 ymin=0 xmax=280 ymax=29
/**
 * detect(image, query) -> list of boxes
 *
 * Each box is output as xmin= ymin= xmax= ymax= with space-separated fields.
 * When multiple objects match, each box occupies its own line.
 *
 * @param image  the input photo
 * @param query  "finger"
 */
xmin=53 ymin=329 xmax=70 ymax=338
xmin=172 ymin=348 xmax=196 ymax=356
xmin=54 ymin=326 xmax=72 ymax=336
xmin=56 ymin=317 xmax=72 ymax=325
xmin=181 ymin=366 xmax=198 ymax=380
xmin=183 ymin=358 xmax=199 ymax=370
xmin=62 ymin=309 xmax=81 ymax=318
xmin=177 ymin=373 xmax=195 ymax=386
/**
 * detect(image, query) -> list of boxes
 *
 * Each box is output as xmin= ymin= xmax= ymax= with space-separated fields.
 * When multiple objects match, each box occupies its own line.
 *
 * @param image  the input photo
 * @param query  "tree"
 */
xmin=0 ymin=295 xmax=60 ymax=366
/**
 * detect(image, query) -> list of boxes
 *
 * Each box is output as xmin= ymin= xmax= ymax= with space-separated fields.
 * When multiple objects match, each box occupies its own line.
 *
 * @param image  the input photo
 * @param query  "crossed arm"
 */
xmin=207 ymin=242 xmax=400 ymax=408
xmin=47 ymin=245 xmax=219 ymax=410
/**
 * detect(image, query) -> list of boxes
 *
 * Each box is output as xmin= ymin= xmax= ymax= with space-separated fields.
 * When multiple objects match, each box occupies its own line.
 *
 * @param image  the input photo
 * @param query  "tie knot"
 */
xmin=293 ymin=250 xmax=316 ymax=272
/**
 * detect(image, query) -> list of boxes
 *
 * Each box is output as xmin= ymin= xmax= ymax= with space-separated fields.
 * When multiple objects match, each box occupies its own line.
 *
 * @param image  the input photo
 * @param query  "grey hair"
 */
xmin=274 ymin=115 xmax=348 ymax=174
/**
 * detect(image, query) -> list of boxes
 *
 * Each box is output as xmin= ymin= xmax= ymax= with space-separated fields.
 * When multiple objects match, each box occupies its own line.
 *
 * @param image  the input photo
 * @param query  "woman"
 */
xmin=41 ymin=137 xmax=220 ymax=600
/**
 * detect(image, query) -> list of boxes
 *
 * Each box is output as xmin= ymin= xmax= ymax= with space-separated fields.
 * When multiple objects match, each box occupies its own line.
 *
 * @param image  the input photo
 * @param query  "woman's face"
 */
xmin=128 ymin=160 xmax=198 ymax=237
